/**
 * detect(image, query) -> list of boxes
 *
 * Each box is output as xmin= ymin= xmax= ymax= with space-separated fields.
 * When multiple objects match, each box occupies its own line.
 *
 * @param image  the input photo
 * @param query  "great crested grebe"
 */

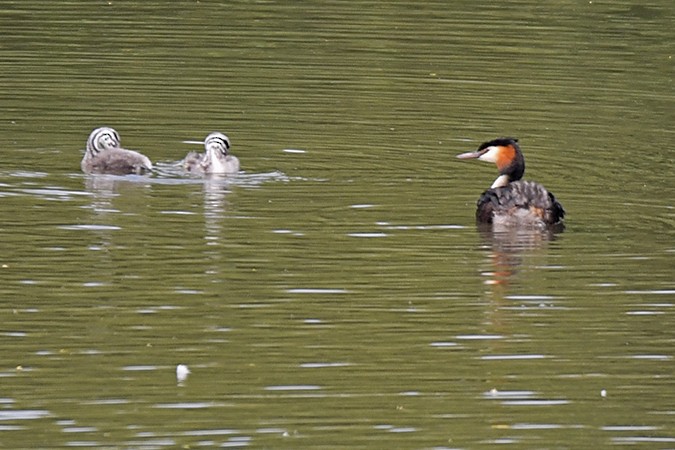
xmin=457 ymin=137 xmax=565 ymax=228
xmin=82 ymin=127 xmax=153 ymax=175
xmin=182 ymin=132 xmax=240 ymax=175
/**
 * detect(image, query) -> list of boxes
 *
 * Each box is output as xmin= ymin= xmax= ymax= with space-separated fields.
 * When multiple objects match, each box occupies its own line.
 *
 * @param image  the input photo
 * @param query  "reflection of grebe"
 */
xmin=82 ymin=127 xmax=153 ymax=175
xmin=182 ymin=132 xmax=240 ymax=175
xmin=457 ymin=138 xmax=565 ymax=229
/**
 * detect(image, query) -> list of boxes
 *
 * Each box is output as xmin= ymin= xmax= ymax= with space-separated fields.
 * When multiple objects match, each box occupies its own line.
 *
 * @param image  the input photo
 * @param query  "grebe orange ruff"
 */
xmin=457 ymin=138 xmax=565 ymax=229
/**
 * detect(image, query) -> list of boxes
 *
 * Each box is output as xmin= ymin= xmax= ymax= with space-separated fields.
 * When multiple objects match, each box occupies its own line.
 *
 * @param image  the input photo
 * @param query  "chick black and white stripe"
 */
xmin=182 ymin=132 xmax=240 ymax=175
xmin=82 ymin=127 xmax=153 ymax=175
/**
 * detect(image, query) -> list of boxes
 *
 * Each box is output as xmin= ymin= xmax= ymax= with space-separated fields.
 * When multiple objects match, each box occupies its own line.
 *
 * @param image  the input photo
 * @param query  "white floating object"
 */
xmin=282 ymin=148 xmax=306 ymax=154
xmin=176 ymin=364 xmax=190 ymax=383
xmin=601 ymin=389 xmax=607 ymax=398
xmin=347 ymin=232 xmax=387 ymax=238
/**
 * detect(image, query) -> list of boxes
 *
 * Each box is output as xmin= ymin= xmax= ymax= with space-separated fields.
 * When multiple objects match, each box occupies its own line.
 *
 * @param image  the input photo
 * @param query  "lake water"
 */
xmin=0 ymin=1 xmax=673 ymax=448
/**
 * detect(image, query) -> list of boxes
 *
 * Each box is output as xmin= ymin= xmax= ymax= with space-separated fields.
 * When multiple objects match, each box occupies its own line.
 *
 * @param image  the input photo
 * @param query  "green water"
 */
xmin=0 ymin=1 xmax=673 ymax=448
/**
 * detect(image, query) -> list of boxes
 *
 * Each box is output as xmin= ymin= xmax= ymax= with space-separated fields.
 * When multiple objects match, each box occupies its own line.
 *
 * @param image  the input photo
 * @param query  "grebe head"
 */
xmin=204 ymin=132 xmax=231 ymax=157
xmin=457 ymin=137 xmax=525 ymax=188
xmin=86 ymin=127 xmax=121 ymax=156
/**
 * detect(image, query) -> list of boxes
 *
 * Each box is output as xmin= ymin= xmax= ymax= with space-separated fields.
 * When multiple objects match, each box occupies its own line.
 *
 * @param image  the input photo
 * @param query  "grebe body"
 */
xmin=182 ymin=132 xmax=240 ymax=175
xmin=457 ymin=138 xmax=564 ymax=228
xmin=82 ymin=127 xmax=153 ymax=175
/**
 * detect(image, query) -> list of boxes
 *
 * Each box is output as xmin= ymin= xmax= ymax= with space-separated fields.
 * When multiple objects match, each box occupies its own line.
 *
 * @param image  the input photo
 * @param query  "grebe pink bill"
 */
xmin=457 ymin=137 xmax=565 ymax=230
xmin=82 ymin=127 xmax=153 ymax=175
xmin=182 ymin=132 xmax=240 ymax=175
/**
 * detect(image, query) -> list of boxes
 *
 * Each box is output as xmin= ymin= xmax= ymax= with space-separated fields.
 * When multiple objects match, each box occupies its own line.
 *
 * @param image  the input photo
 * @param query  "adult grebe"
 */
xmin=457 ymin=137 xmax=565 ymax=228
xmin=182 ymin=132 xmax=240 ymax=175
xmin=82 ymin=127 xmax=153 ymax=175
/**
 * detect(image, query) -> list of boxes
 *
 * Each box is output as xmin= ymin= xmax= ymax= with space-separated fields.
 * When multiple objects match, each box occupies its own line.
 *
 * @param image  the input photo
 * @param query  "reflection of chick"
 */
xmin=182 ymin=132 xmax=240 ymax=175
xmin=81 ymin=127 xmax=153 ymax=175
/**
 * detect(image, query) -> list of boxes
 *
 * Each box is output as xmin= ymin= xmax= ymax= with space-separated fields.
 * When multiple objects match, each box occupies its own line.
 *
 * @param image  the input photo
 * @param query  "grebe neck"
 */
xmin=491 ymin=174 xmax=511 ymax=189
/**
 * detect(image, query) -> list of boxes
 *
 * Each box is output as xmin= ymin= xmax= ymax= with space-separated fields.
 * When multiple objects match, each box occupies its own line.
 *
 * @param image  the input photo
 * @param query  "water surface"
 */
xmin=0 ymin=1 xmax=673 ymax=448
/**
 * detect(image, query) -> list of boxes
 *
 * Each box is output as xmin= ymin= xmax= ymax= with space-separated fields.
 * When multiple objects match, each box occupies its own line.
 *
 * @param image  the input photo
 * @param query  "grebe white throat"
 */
xmin=490 ymin=174 xmax=511 ymax=189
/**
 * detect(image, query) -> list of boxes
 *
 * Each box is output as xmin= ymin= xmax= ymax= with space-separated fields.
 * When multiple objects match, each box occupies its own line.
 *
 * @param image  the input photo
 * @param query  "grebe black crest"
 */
xmin=82 ymin=127 xmax=153 ymax=175
xmin=182 ymin=132 xmax=240 ymax=175
xmin=457 ymin=137 xmax=565 ymax=229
